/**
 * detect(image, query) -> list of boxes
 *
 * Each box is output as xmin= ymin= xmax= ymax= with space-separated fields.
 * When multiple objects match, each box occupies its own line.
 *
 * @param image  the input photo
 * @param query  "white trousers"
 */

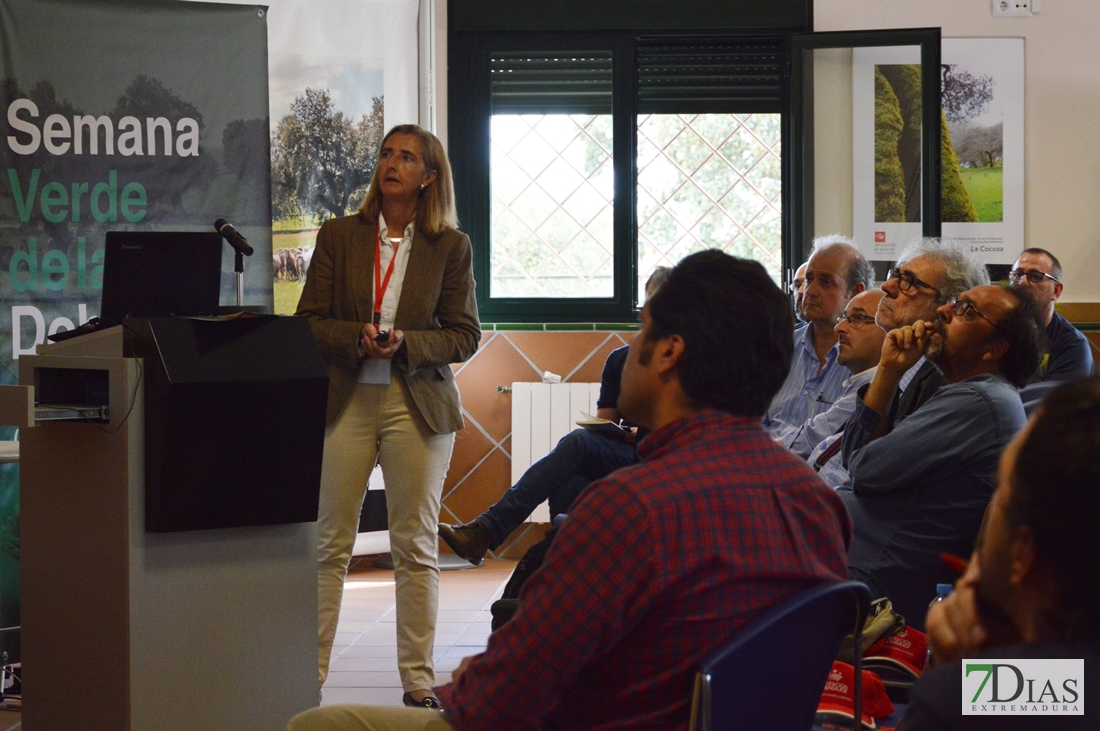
xmin=317 ymin=378 xmax=455 ymax=693
xmin=288 ymin=705 xmax=455 ymax=731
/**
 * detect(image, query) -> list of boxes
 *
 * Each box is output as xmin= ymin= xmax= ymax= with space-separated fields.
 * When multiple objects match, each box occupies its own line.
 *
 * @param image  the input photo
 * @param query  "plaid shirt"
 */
xmin=437 ymin=409 xmax=851 ymax=731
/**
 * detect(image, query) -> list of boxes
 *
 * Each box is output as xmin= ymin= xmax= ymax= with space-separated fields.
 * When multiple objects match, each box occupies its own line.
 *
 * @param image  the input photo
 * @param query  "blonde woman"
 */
xmin=296 ymin=124 xmax=479 ymax=708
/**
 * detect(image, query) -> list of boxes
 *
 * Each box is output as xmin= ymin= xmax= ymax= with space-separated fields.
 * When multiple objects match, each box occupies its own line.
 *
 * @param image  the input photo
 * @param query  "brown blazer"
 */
xmin=295 ymin=214 xmax=480 ymax=433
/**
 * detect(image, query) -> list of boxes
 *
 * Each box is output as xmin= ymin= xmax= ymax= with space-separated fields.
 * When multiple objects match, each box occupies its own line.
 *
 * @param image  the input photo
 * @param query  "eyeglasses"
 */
xmin=887 ymin=268 xmax=941 ymax=296
xmin=1008 ymin=269 xmax=1059 ymax=285
xmin=951 ymin=298 xmax=996 ymax=327
xmin=835 ymin=313 xmax=878 ymax=328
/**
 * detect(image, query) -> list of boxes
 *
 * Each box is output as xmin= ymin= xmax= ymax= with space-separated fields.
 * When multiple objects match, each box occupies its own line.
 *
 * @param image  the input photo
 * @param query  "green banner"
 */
xmin=1 ymin=0 xmax=272 ymax=368
xmin=0 ymin=0 xmax=272 ymax=629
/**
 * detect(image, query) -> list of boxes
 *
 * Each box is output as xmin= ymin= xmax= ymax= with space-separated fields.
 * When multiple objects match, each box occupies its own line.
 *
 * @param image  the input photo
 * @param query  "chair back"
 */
xmin=691 ymin=580 xmax=871 ymax=731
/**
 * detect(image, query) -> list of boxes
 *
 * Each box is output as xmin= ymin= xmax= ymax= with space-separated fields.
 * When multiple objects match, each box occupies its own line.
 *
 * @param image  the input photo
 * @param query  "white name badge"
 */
xmin=358 ymin=358 xmax=392 ymax=384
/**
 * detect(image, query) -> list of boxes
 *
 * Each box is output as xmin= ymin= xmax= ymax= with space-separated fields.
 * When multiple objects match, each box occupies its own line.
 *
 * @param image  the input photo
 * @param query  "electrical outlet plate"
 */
xmin=993 ymin=0 xmax=1033 ymax=17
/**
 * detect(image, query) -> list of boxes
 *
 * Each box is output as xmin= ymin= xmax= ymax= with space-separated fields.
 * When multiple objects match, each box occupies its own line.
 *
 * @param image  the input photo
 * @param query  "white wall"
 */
xmin=421 ymin=0 xmax=448 ymax=145
xmin=812 ymin=48 xmax=855 ymax=241
xmin=815 ymin=0 xmax=1100 ymax=302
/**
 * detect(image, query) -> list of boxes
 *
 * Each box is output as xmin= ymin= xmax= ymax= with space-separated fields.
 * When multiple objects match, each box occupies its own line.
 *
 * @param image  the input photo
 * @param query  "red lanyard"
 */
xmin=374 ymin=225 xmax=399 ymax=326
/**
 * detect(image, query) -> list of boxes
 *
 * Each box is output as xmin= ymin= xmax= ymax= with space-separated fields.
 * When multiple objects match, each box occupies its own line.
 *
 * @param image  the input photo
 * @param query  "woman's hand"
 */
xmin=359 ymin=323 xmax=405 ymax=359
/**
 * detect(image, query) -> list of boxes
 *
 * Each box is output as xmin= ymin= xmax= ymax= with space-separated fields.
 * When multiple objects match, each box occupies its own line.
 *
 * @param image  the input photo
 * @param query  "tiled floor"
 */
xmin=320 ymin=557 xmax=518 ymax=707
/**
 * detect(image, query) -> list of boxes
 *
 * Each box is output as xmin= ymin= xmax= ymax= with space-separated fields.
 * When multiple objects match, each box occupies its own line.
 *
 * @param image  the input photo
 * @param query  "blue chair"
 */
xmin=1019 ymin=380 xmax=1061 ymax=416
xmin=690 ymin=580 xmax=871 ymax=731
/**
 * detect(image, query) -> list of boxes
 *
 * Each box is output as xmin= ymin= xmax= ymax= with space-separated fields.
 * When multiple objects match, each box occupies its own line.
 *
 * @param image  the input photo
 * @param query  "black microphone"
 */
xmin=215 ymin=218 xmax=254 ymax=256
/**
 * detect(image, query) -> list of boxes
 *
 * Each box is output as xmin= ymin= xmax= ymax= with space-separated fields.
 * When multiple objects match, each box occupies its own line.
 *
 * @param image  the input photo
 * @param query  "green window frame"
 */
xmin=450 ymin=26 xmax=792 ymax=322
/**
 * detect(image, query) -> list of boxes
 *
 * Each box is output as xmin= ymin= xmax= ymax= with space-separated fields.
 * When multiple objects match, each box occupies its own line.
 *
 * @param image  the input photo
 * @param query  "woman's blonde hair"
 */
xmin=358 ymin=124 xmax=458 ymax=236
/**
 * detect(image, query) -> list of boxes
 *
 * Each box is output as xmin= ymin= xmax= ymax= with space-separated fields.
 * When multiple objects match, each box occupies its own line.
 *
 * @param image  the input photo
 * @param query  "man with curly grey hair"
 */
xmin=841 ymin=281 xmax=1044 ymax=628
xmin=873 ymin=237 xmax=990 ymax=425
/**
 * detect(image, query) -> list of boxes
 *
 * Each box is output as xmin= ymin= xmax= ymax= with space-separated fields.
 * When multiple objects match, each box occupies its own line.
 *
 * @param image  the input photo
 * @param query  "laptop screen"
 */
xmin=100 ymin=231 xmax=224 ymax=322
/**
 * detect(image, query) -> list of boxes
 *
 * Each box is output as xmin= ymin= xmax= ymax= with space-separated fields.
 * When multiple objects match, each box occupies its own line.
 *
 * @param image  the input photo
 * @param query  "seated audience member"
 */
xmin=765 ymin=235 xmax=872 ymax=438
xmin=791 ymin=260 xmax=809 ymax=326
xmin=287 ymin=250 xmax=852 ymax=731
xmin=876 ymin=238 xmax=990 ymax=426
xmin=900 ymin=378 xmax=1100 ymax=730
xmin=801 ymin=289 xmax=905 ymax=487
xmin=437 ymin=267 xmax=671 ymax=566
xmin=785 ymin=288 xmax=888 ymax=459
xmin=1009 ymin=247 xmax=1094 ymax=381
xmin=840 ymin=284 xmax=1044 ymax=630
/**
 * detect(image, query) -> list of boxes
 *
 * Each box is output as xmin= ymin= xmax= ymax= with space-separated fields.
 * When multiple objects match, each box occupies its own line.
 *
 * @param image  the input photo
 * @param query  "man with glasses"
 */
xmin=798 ymin=289 xmax=922 ymax=487
xmin=902 ymin=378 xmax=1100 ymax=730
xmin=785 ymin=289 xmax=890 ymax=458
xmin=875 ymin=238 xmax=990 ymax=429
xmin=765 ymin=235 xmax=872 ymax=440
xmin=840 ymin=284 xmax=1044 ymax=629
xmin=1009 ymin=247 xmax=1093 ymax=381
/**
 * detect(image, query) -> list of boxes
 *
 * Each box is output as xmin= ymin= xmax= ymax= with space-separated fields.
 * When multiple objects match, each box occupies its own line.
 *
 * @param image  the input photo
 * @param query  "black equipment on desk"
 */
xmin=100 ymin=231 xmax=223 ymax=322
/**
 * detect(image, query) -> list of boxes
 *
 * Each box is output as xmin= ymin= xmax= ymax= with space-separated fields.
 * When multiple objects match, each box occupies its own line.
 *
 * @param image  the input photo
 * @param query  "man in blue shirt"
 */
xmin=1009 ymin=247 xmax=1094 ymax=381
xmin=764 ymin=235 xmax=872 ymax=438
xmin=840 ymin=284 xmax=1044 ymax=629
xmin=902 ymin=379 xmax=1100 ymax=730
xmin=875 ymin=238 xmax=990 ymax=426
xmin=785 ymin=288 xmax=887 ymax=460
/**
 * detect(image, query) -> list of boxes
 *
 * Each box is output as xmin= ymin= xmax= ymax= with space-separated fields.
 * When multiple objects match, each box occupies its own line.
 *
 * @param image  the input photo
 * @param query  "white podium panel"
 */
xmin=14 ymin=336 xmax=318 ymax=731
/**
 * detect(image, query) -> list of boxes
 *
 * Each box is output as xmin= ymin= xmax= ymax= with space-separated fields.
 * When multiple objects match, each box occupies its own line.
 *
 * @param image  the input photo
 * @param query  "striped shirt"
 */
xmin=763 ymin=324 xmax=849 ymax=439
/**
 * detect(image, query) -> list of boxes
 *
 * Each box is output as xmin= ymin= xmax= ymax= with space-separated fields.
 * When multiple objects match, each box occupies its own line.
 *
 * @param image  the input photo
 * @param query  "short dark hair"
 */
xmin=1007 ymin=377 xmax=1100 ymax=641
xmin=1020 ymin=247 xmax=1063 ymax=281
xmin=644 ymin=250 xmax=793 ymax=417
xmin=993 ymin=285 xmax=1046 ymax=388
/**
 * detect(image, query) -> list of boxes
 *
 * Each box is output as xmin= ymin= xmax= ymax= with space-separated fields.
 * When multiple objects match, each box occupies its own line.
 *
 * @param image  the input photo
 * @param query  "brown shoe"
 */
xmin=438 ymin=521 xmax=492 ymax=566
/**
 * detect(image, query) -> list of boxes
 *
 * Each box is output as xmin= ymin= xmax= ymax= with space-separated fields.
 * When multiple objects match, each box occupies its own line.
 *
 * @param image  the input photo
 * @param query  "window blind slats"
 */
xmin=637 ymin=42 xmax=783 ymax=113
xmin=491 ymin=52 xmax=613 ymax=114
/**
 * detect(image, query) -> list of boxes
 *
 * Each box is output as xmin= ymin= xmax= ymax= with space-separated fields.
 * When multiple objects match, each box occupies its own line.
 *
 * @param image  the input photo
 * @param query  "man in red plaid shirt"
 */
xmin=288 ymin=250 xmax=852 ymax=731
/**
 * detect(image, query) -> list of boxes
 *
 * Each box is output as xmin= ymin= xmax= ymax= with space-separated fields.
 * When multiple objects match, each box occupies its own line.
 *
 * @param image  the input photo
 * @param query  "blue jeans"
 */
xmin=477 ymin=429 xmax=638 ymax=547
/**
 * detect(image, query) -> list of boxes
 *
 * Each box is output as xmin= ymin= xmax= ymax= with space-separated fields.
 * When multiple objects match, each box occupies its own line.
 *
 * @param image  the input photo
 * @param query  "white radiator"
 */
xmin=510 ymin=382 xmax=601 ymax=522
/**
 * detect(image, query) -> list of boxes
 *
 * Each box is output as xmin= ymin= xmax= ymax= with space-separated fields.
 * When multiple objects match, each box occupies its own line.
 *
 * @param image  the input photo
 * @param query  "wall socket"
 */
xmin=993 ymin=0 xmax=1036 ymax=17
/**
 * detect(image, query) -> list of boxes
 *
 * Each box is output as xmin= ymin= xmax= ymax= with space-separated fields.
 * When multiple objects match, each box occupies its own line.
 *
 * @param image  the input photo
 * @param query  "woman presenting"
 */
xmin=296 ymin=124 xmax=479 ymax=709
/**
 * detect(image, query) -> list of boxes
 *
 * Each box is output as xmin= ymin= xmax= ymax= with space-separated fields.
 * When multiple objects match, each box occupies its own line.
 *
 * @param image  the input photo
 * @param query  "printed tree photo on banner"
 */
xmin=943 ymin=64 xmax=1002 ymax=223
xmin=854 ymin=39 xmax=1022 ymax=266
xmin=269 ymin=54 xmax=385 ymax=315
xmin=874 ymin=62 xmax=1002 ymax=225
xmin=871 ymin=63 xmax=994 ymax=224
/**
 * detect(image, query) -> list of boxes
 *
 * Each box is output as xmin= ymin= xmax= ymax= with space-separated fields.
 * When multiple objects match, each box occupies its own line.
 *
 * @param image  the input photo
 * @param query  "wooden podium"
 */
xmin=0 ymin=321 xmax=324 ymax=731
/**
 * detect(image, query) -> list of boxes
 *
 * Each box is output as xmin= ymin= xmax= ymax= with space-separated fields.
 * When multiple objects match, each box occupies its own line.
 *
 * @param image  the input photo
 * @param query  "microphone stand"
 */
xmin=235 ymin=248 xmax=245 ymax=307
xmin=215 ymin=224 xmax=269 ymax=315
